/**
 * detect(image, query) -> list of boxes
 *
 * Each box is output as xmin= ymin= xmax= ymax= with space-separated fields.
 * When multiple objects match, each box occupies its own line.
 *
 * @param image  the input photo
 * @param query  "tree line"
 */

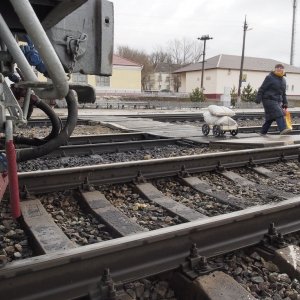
xmin=116 ymin=38 xmax=202 ymax=91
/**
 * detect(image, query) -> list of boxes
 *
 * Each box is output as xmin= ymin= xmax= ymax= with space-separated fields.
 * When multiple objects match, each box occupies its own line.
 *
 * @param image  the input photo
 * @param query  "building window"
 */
xmin=292 ymin=85 xmax=294 ymax=92
xmin=206 ymin=76 xmax=211 ymax=80
xmin=96 ymin=76 xmax=110 ymax=87
xmin=72 ymin=73 xmax=87 ymax=83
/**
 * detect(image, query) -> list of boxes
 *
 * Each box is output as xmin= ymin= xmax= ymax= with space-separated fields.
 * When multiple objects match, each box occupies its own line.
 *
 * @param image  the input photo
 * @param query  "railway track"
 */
xmin=119 ymin=112 xmax=300 ymax=123
xmin=25 ymin=112 xmax=299 ymax=127
xmin=1 ymin=145 xmax=300 ymax=299
xmin=44 ymin=134 xmax=196 ymax=157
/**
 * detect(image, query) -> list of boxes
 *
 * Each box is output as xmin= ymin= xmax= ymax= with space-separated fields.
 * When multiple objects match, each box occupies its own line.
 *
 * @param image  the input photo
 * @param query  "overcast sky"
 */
xmin=110 ymin=0 xmax=300 ymax=66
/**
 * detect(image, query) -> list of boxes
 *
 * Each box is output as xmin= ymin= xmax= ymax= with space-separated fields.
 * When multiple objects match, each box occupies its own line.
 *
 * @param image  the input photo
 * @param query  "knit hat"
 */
xmin=275 ymin=63 xmax=284 ymax=69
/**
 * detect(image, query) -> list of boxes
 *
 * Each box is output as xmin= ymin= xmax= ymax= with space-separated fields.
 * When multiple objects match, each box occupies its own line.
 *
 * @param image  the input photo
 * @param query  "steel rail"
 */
xmin=46 ymin=138 xmax=184 ymax=157
xmin=22 ymin=119 xmax=300 ymax=135
xmin=25 ymin=118 xmax=89 ymax=128
xmin=18 ymin=144 xmax=300 ymax=193
xmin=120 ymin=112 xmax=300 ymax=122
xmin=1 ymin=198 xmax=300 ymax=300
xmin=66 ymin=133 xmax=167 ymax=145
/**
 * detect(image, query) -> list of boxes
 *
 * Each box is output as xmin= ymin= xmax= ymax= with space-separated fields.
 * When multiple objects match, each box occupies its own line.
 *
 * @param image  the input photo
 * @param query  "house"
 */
xmin=145 ymin=63 xmax=181 ymax=92
xmin=173 ymin=54 xmax=300 ymax=100
xmin=70 ymin=54 xmax=143 ymax=93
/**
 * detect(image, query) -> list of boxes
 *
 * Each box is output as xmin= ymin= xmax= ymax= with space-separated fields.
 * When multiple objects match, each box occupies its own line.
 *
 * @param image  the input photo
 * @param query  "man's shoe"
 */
xmin=259 ymin=133 xmax=267 ymax=136
xmin=280 ymin=128 xmax=292 ymax=135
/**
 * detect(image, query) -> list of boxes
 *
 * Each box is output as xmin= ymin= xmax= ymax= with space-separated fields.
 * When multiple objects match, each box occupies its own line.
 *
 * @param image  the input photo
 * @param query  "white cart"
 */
xmin=202 ymin=123 xmax=239 ymax=137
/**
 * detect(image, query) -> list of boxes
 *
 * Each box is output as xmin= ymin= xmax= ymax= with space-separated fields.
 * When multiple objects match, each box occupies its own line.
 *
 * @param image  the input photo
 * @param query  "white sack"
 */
xmin=215 ymin=116 xmax=237 ymax=126
xmin=203 ymin=111 xmax=220 ymax=125
xmin=208 ymin=105 xmax=235 ymax=117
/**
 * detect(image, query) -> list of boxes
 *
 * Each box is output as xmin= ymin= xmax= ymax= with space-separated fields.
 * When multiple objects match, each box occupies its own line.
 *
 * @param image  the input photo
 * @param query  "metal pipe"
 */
xmin=9 ymin=0 xmax=69 ymax=99
xmin=5 ymin=120 xmax=21 ymax=219
xmin=22 ymin=89 xmax=31 ymax=120
xmin=0 ymin=14 xmax=37 ymax=82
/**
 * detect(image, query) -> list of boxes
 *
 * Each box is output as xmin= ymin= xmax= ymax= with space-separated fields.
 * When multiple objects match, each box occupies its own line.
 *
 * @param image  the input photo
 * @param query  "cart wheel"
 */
xmin=202 ymin=124 xmax=210 ymax=136
xmin=230 ymin=129 xmax=238 ymax=136
xmin=213 ymin=125 xmax=222 ymax=137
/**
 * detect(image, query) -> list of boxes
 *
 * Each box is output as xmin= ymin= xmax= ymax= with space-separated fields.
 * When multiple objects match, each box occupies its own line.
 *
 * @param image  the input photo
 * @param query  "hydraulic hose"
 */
xmin=16 ymin=90 xmax=78 ymax=162
xmin=14 ymin=95 xmax=62 ymax=146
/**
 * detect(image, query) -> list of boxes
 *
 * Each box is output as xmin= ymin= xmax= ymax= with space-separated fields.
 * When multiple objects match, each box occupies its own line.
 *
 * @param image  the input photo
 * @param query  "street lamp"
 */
xmin=238 ymin=16 xmax=252 ymax=99
xmin=197 ymin=35 xmax=213 ymax=90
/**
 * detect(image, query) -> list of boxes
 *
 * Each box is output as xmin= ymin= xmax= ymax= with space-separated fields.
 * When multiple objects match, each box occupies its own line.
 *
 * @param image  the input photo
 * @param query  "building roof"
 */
xmin=173 ymin=54 xmax=300 ymax=74
xmin=113 ymin=54 xmax=142 ymax=67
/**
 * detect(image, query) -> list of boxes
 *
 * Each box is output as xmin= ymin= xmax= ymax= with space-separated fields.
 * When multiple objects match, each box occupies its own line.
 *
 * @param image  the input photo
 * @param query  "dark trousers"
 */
xmin=261 ymin=116 xmax=286 ymax=134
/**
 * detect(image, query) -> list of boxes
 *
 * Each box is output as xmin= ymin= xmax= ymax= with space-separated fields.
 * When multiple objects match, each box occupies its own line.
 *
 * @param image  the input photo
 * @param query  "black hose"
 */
xmin=16 ymin=90 xmax=78 ymax=162
xmin=13 ymin=95 xmax=62 ymax=146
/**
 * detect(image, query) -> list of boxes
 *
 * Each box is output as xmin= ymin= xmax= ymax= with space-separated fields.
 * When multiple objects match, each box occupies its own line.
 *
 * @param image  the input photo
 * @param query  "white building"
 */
xmin=145 ymin=63 xmax=181 ymax=92
xmin=174 ymin=54 xmax=300 ymax=101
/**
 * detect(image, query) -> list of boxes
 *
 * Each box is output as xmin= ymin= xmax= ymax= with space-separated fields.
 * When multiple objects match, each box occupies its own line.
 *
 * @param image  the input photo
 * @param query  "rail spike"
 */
xmin=20 ymin=184 xmax=30 ymax=200
xmin=178 ymin=165 xmax=190 ymax=178
xmin=89 ymin=268 xmax=117 ymax=300
xmin=215 ymin=161 xmax=225 ymax=172
xmin=279 ymin=153 xmax=287 ymax=163
xmin=81 ymin=176 xmax=94 ymax=192
xmin=180 ymin=243 xmax=223 ymax=280
xmin=247 ymin=157 xmax=257 ymax=168
xmin=134 ymin=170 xmax=146 ymax=184
xmin=259 ymin=223 xmax=287 ymax=255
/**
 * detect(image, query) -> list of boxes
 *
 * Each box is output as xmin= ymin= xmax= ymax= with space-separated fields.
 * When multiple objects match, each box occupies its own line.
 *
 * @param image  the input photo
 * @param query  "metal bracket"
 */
xmin=89 ymin=269 xmax=117 ymax=300
xmin=180 ymin=244 xmax=223 ymax=280
xmin=20 ymin=185 xmax=30 ymax=200
xmin=279 ymin=153 xmax=287 ymax=163
xmin=247 ymin=157 xmax=257 ymax=168
xmin=215 ymin=161 xmax=225 ymax=172
xmin=81 ymin=177 xmax=94 ymax=192
xmin=178 ymin=165 xmax=190 ymax=178
xmin=134 ymin=171 xmax=147 ymax=184
xmin=259 ymin=223 xmax=287 ymax=255
xmin=64 ymin=33 xmax=87 ymax=73
xmin=2 ymin=80 xmax=26 ymax=126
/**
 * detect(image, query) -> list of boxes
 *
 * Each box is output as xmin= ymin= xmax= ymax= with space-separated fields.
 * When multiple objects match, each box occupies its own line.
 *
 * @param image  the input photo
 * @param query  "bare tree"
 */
xmin=167 ymin=38 xmax=202 ymax=64
xmin=116 ymin=39 xmax=202 ymax=92
xmin=149 ymin=47 xmax=172 ymax=68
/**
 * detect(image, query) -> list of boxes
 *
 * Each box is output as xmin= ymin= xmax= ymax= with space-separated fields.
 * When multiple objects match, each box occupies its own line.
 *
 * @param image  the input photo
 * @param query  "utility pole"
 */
xmin=197 ymin=35 xmax=213 ymax=90
xmin=290 ymin=0 xmax=297 ymax=65
xmin=238 ymin=17 xmax=248 ymax=98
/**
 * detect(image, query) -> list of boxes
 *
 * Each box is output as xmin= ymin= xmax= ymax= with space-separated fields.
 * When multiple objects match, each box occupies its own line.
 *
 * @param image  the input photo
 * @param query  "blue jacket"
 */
xmin=256 ymin=72 xmax=287 ymax=120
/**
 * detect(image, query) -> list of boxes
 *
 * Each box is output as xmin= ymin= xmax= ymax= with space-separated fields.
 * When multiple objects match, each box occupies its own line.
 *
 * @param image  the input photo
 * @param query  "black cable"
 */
xmin=16 ymin=90 xmax=78 ymax=162
xmin=13 ymin=95 xmax=61 ymax=146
